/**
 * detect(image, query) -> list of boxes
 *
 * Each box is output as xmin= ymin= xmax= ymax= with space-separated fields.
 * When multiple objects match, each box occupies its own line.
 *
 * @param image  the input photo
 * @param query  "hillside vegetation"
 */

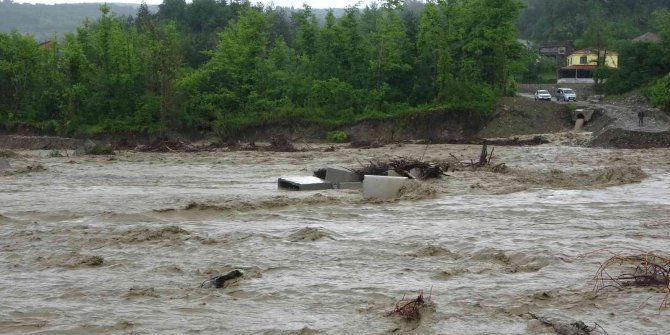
xmin=0 ymin=0 xmax=669 ymax=139
xmin=0 ymin=0 xmax=525 ymax=138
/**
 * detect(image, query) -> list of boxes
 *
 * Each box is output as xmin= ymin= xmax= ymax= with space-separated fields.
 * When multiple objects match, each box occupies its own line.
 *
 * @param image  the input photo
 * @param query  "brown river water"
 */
xmin=1 ymin=142 xmax=669 ymax=334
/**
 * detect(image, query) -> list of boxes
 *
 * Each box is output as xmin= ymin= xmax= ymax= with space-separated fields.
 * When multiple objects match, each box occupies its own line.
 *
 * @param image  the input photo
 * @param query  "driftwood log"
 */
xmin=200 ymin=270 xmax=244 ymax=289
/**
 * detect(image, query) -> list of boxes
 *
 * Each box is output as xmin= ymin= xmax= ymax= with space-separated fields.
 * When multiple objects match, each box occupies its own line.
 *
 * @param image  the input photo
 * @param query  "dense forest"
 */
xmin=0 ymin=0 xmax=525 ymax=137
xmin=0 ymin=0 xmax=669 ymax=138
xmin=518 ymin=0 xmax=670 ymax=43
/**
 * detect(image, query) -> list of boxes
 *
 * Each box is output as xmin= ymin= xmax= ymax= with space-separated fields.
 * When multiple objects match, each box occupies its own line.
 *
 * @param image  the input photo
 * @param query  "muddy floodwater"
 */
xmin=1 ymin=143 xmax=669 ymax=334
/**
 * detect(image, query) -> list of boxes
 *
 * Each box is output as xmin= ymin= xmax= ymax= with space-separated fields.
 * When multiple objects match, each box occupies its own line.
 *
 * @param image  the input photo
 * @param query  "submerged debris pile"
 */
xmin=592 ymin=250 xmax=670 ymax=309
xmin=483 ymin=135 xmax=549 ymax=146
xmin=387 ymin=291 xmax=432 ymax=320
xmin=353 ymin=160 xmax=390 ymax=177
xmin=527 ymin=313 xmax=605 ymax=335
xmin=269 ymin=135 xmax=298 ymax=152
xmin=389 ymin=158 xmax=446 ymax=180
xmin=233 ymin=136 xmax=299 ymax=152
xmin=448 ymin=143 xmax=507 ymax=173
xmin=138 ymin=138 xmax=201 ymax=152
xmin=354 ymin=157 xmax=445 ymax=180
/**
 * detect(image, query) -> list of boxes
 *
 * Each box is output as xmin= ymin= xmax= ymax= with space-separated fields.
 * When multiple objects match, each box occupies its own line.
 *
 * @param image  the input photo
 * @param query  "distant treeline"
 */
xmin=0 ymin=0 xmax=526 ymax=137
xmin=0 ymin=1 xmax=152 ymax=40
xmin=3 ymin=0 xmax=667 ymax=48
xmin=518 ymin=0 xmax=670 ymax=43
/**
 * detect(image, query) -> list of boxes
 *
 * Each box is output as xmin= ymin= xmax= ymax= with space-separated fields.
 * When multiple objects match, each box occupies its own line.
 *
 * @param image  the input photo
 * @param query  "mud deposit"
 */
xmin=1 ymin=144 xmax=669 ymax=334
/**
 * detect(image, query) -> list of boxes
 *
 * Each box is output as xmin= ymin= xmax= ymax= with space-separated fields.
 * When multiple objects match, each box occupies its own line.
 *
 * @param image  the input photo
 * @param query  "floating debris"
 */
xmin=138 ymin=138 xmax=200 ymax=152
xmin=592 ymin=250 xmax=670 ymax=309
xmin=354 ymin=160 xmax=389 ymax=177
xmin=387 ymin=291 xmax=433 ymax=320
xmin=200 ymin=270 xmax=244 ymax=289
xmin=354 ymin=157 xmax=445 ymax=180
xmin=269 ymin=135 xmax=298 ymax=152
xmin=527 ymin=313 xmax=605 ymax=335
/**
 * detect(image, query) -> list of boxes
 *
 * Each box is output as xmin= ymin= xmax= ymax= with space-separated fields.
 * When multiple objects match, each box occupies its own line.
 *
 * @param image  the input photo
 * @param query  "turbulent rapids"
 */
xmin=1 ymin=143 xmax=669 ymax=334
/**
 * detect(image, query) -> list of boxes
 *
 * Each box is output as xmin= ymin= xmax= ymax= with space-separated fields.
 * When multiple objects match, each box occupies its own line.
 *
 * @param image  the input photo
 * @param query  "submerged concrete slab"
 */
xmin=278 ymin=176 xmax=333 ymax=191
xmin=363 ymin=175 xmax=408 ymax=200
xmin=0 ymin=158 xmax=10 ymax=171
xmin=325 ymin=167 xmax=362 ymax=184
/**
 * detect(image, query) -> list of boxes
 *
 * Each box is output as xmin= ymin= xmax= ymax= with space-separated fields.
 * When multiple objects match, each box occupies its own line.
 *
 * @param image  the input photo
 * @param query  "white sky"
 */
xmin=19 ymin=0 xmax=368 ymax=9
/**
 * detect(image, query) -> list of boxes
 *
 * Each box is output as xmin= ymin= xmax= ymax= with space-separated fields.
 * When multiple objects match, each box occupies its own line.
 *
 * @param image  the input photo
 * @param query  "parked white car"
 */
xmin=534 ymin=90 xmax=552 ymax=101
xmin=556 ymin=88 xmax=577 ymax=101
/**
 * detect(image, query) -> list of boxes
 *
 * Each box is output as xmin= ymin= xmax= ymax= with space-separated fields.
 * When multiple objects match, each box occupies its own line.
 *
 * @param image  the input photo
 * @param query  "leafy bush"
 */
xmin=606 ymin=42 xmax=670 ymax=94
xmin=566 ymin=103 xmax=578 ymax=112
xmin=647 ymin=74 xmax=670 ymax=112
xmin=326 ymin=130 xmax=348 ymax=143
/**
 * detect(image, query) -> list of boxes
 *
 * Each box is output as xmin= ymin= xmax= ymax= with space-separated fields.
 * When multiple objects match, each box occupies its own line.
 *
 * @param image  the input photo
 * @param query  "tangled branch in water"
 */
xmin=355 ymin=158 xmax=446 ymax=180
xmin=387 ymin=290 xmax=432 ymax=320
xmin=591 ymin=249 xmax=670 ymax=309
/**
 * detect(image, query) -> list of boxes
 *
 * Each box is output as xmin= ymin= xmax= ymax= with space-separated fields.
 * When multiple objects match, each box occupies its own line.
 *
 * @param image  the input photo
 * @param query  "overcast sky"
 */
xmin=20 ymin=0 xmax=368 ymax=9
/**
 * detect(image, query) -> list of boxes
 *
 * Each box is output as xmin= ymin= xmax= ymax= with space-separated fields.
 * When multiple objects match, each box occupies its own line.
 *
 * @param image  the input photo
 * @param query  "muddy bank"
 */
xmin=590 ymin=128 xmax=670 ymax=148
xmin=229 ymin=109 xmax=485 ymax=144
xmin=2 ymin=94 xmax=669 ymax=151
xmin=477 ymin=97 xmax=573 ymax=138
xmin=0 ymin=135 xmax=82 ymax=150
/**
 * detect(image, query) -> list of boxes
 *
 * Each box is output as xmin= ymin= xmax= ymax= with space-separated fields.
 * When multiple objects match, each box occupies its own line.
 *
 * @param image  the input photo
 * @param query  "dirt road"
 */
xmin=517 ymin=92 xmax=670 ymax=148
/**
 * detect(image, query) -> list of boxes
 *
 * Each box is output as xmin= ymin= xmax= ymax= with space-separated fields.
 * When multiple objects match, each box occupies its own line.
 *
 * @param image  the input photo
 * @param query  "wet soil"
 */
xmin=476 ymin=97 xmax=573 ymax=138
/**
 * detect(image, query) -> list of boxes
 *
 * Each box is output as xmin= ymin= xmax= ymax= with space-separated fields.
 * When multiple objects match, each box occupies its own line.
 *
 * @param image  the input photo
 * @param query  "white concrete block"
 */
xmin=363 ymin=175 xmax=408 ymax=200
xmin=278 ymin=176 xmax=333 ymax=191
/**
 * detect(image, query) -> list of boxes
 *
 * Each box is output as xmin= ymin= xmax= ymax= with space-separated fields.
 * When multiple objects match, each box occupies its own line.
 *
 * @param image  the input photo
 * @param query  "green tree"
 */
xmin=654 ymin=9 xmax=670 ymax=64
xmin=369 ymin=2 xmax=411 ymax=98
xmin=458 ymin=0 xmax=524 ymax=95
xmin=333 ymin=7 xmax=368 ymax=89
xmin=0 ymin=31 xmax=40 ymax=119
xmin=293 ymin=5 xmax=319 ymax=59
xmin=178 ymin=5 xmax=269 ymax=134
xmin=415 ymin=1 xmax=447 ymax=102
xmin=138 ymin=2 xmax=183 ymax=133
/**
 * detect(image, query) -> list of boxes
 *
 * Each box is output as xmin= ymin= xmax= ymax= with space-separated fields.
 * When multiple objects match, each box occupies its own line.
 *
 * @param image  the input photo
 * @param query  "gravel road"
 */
xmin=518 ymin=92 xmax=670 ymax=134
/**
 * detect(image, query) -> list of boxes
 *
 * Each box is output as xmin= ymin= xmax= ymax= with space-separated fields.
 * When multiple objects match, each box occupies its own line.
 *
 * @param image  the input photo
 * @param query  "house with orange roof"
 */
xmin=558 ymin=49 xmax=618 ymax=84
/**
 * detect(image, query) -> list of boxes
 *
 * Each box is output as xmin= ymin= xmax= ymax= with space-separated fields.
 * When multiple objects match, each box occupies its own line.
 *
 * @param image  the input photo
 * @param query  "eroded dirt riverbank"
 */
xmin=1 ymin=144 xmax=669 ymax=334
